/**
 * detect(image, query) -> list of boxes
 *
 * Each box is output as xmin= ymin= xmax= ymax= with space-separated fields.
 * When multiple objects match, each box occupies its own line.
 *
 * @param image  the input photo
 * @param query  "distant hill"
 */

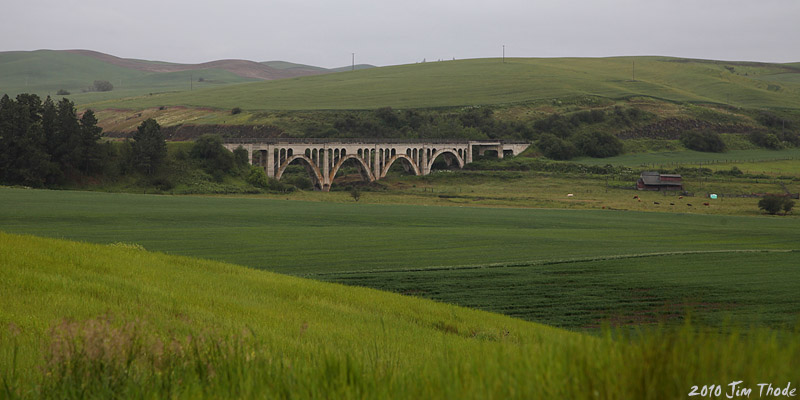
xmin=89 ymin=56 xmax=800 ymax=112
xmin=67 ymin=50 xmax=326 ymax=80
xmin=0 ymin=50 xmax=374 ymax=104
xmin=261 ymin=60 xmax=375 ymax=73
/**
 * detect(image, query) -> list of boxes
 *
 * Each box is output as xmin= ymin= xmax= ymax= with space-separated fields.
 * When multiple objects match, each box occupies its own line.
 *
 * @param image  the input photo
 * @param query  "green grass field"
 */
xmin=1 ymin=187 xmax=798 ymax=329
xmin=87 ymin=56 xmax=800 ymax=111
xmin=2 ymin=232 xmax=799 ymax=399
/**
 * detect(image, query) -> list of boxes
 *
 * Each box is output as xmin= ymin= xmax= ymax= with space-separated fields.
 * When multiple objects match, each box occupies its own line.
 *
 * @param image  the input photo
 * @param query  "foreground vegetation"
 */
xmin=1 ymin=233 xmax=799 ymax=399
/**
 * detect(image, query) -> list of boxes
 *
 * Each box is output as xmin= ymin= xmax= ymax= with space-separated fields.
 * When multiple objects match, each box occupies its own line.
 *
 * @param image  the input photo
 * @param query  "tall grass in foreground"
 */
xmin=1 ymin=232 xmax=798 ymax=399
xmin=2 ymin=315 xmax=798 ymax=399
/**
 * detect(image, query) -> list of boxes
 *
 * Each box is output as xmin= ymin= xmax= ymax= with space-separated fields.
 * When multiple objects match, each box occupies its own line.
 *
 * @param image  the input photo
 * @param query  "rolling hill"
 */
xmin=86 ymin=56 xmax=800 ymax=112
xmin=0 ymin=50 xmax=375 ymax=105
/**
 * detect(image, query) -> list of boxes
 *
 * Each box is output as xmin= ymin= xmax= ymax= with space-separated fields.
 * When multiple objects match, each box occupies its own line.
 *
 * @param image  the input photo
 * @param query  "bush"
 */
xmin=190 ymin=134 xmax=234 ymax=176
xmin=758 ymin=195 xmax=794 ymax=215
xmin=282 ymin=175 xmax=313 ymax=190
xmin=231 ymin=107 xmax=242 ymax=115
xmin=680 ymin=130 xmax=726 ymax=152
xmin=537 ymin=133 xmax=577 ymax=160
xmin=573 ymin=131 xmax=623 ymax=158
xmin=246 ymin=165 xmax=269 ymax=188
xmin=533 ymin=114 xmax=574 ymax=138
xmin=350 ymin=187 xmax=361 ymax=202
xmin=92 ymin=80 xmax=114 ymax=92
xmin=56 ymin=89 xmax=70 ymax=95
xmin=749 ymin=131 xmax=784 ymax=149
xmin=233 ymin=146 xmax=249 ymax=171
xmin=778 ymin=131 xmax=800 ymax=147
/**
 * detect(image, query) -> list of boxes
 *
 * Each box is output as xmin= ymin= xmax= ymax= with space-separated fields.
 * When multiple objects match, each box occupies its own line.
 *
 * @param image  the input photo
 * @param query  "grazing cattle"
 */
xmin=703 ymin=202 xmax=710 ymax=206
xmin=654 ymin=201 xmax=660 ymax=205
xmin=679 ymin=196 xmax=684 ymax=199
xmin=633 ymin=195 xmax=639 ymax=199
xmin=687 ymin=203 xmax=692 ymax=206
xmin=567 ymin=193 xmax=574 ymax=197
xmin=669 ymin=203 xmax=675 ymax=206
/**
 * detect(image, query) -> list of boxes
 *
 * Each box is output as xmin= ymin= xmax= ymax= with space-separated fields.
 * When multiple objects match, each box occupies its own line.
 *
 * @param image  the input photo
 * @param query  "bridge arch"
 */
xmin=381 ymin=154 xmax=422 ymax=178
xmin=275 ymin=154 xmax=325 ymax=189
xmin=329 ymin=154 xmax=376 ymax=186
xmin=427 ymin=149 xmax=465 ymax=171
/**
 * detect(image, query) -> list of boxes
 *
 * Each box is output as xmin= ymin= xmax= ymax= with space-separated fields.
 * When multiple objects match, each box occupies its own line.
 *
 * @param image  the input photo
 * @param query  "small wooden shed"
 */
xmin=636 ymin=172 xmax=683 ymax=191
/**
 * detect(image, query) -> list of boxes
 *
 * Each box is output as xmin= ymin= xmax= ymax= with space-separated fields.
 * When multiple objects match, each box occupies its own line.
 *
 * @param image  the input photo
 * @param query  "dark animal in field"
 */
xmin=687 ymin=203 xmax=692 ymax=206
xmin=670 ymin=203 xmax=675 ymax=205
xmin=653 ymin=202 xmax=660 ymax=205
xmin=633 ymin=195 xmax=639 ymax=199
xmin=703 ymin=202 xmax=710 ymax=206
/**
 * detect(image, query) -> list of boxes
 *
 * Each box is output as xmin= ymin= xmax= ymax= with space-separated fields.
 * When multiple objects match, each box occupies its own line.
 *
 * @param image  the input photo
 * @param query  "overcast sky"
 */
xmin=2 ymin=0 xmax=798 ymax=68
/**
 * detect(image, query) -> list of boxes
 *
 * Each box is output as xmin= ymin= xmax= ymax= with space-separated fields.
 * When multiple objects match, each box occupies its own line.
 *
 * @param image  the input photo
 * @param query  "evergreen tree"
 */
xmin=53 ymin=98 xmax=81 ymax=172
xmin=131 ymin=118 xmax=167 ymax=175
xmin=79 ymin=109 xmax=104 ymax=174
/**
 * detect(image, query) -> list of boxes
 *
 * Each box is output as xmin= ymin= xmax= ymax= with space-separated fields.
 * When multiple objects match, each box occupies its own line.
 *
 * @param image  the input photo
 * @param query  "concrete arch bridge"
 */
xmin=223 ymin=139 xmax=530 ymax=191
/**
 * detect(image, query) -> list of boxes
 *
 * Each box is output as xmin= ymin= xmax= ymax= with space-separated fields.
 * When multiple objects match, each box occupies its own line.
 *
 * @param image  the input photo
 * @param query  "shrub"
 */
xmin=680 ymin=130 xmax=726 ymax=152
xmin=92 ymin=80 xmax=114 ymax=92
xmin=56 ymin=89 xmax=70 ymax=95
xmin=282 ymin=175 xmax=313 ymax=190
xmin=246 ymin=165 xmax=269 ymax=188
xmin=350 ymin=187 xmax=361 ymax=202
xmin=537 ymin=133 xmax=577 ymax=160
xmin=783 ymin=199 xmax=795 ymax=215
xmin=231 ymin=107 xmax=242 ymax=115
xmin=533 ymin=114 xmax=574 ymax=138
xmin=778 ymin=131 xmax=800 ymax=147
xmin=233 ymin=146 xmax=249 ymax=171
xmin=573 ymin=131 xmax=623 ymax=158
xmin=748 ymin=131 xmax=783 ymax=149
xmin=758 ymin=195 xmax=793 ymax=215
xmin=190 ymin=134 xmax=234 ymax=176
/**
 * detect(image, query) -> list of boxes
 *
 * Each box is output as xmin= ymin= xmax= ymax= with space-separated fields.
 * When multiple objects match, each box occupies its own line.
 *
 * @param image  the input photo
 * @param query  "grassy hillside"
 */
xmin=2 ymin=232 xmax=799 ymax=398
xmin=1 ymin=188 xmax=799 ymax=329
xmin=0 ymin=50 xmax=257 ymax=104
xmin=87 ymin=57 xmax=800 ymax=111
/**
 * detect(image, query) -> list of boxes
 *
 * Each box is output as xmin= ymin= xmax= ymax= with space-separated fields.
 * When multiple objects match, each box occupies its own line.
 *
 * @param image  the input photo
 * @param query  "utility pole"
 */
xmin=632 ymin=60 xmax=635 ymax=81
xmin=352 ymin=53 xmax=355 ymax=71
xmin=190 ymin=74 xmax=193 ymax=91
xmin=502 ymin=45 xmax=505 ymax=63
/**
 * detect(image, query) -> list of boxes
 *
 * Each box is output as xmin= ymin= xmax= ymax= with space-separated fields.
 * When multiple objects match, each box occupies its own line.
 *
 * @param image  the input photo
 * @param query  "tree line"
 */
xmin=0 ymin=93 xmax=270 ymax=191
xmin=0 ymin=94 xmax=107 ymax=186
xmin=0 ymin=94 xmax=176 ymax=187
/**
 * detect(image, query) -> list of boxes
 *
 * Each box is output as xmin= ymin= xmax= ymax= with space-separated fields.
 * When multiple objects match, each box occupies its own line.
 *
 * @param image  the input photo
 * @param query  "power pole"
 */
xmin=190 ymin=74 xmax=193 ymax=91
xmin=632 ymin=60 xmax=635 ymax=81
xmin=352 ymin=53 xmax=355 ymax=71
xmin=502 ymin=45 xmax=505 ymax=63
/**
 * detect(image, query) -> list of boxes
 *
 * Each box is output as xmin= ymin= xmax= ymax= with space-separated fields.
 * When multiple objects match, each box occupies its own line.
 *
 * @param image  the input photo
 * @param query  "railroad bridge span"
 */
xmin=223 ymin=139 xmax=530 ymax=191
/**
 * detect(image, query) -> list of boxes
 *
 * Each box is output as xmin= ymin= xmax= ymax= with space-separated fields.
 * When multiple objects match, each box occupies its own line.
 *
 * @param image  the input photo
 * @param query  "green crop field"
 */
xmin=87 ymin=56 xmax=800 ymax=111
xmin=3 ymin=232 xmax=799 ymax=399
xmin=1 ymin=187 xmax=798 ymax=329
xmin=0 ymin=50 xmax=256 ymax=104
